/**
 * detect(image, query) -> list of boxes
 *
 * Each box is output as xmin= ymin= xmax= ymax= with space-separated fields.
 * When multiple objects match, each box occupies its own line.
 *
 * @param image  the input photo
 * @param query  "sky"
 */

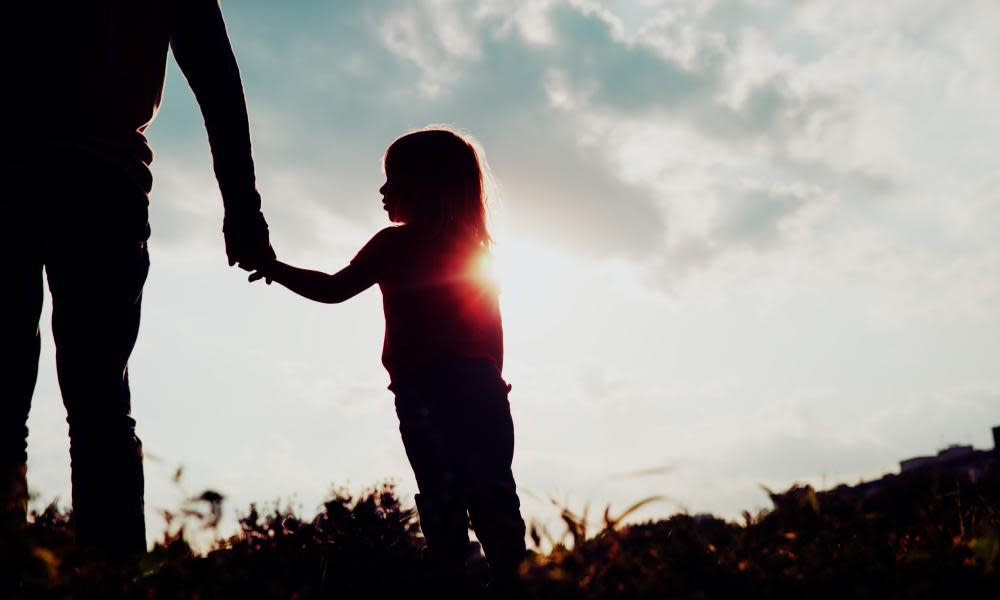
xmin=25 ymin=0 xmax=1000 ymax=544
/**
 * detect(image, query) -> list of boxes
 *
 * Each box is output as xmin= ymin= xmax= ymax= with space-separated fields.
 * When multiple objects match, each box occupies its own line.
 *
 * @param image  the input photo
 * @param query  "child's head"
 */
xmin=381 ymin=126 xmax=493 ymax=246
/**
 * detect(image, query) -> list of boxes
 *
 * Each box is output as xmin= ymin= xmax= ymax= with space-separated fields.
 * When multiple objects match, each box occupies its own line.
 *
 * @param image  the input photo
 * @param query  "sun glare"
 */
xmin=491 ymin=235 xmax=588 ymax=341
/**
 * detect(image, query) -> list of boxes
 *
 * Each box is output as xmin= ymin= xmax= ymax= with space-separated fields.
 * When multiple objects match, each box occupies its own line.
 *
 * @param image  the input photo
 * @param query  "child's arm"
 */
xmin=249 ymin=261 xmax=375 ymax=304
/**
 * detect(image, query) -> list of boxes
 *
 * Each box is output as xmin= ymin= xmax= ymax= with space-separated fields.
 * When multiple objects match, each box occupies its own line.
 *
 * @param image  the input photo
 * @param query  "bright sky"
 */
xmin=26 ymin=0 xmax=1000 ymax=543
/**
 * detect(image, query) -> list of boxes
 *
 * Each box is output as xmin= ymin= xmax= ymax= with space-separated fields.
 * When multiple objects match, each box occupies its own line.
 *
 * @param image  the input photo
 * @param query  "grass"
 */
xmin=3 ymin=464 xmax=999 ymax=598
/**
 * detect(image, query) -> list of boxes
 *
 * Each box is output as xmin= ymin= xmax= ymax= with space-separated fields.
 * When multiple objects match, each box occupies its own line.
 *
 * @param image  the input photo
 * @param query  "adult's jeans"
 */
xmin=392 ymin=359 xmax=527 ymax=585
xmin=0 ymin=156 xmax=150 ymax=555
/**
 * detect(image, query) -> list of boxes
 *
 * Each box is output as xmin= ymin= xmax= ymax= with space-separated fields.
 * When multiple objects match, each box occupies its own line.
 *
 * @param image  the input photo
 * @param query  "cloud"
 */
xmin=152 ymin=1 xmax=836 ymax=266
xmin=152 ymin=0 xmax=678 ymax=260
xmin=140 ymin=0 xmax=1000 ymax=319
xmin=28 ymin=0 xmax=1000 ymax=539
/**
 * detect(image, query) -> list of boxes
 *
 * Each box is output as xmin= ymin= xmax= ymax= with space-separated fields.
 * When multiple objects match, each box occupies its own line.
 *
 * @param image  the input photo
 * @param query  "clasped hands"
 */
xmin=224 ymin=211 xmax=276 ymax=283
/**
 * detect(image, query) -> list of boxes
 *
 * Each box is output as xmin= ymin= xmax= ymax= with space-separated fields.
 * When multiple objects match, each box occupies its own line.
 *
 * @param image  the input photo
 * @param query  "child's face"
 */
xmin=379 ymin=172 xmax=407 ymax=223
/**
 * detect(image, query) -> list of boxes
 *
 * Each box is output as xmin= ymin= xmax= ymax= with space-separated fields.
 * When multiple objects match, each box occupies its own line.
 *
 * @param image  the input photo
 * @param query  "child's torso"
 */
xmin=376 ymin=227 xmax=503 ymax=381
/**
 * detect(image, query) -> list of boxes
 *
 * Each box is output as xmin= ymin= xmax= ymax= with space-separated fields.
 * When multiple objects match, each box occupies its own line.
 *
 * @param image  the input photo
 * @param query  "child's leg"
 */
xmin=445 ymin=364 xmax=527 ymax=584
xmin=393 ymin=384 xmax=470 ymax=576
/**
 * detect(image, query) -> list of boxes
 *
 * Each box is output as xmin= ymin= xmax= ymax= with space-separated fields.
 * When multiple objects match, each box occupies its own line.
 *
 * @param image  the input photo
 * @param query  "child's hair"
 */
xmin=382 ymin=126 xmax=494 ymax=247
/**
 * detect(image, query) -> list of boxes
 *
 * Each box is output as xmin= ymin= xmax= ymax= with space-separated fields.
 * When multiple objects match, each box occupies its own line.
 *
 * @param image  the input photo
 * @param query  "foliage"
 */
xmin=3 ymin=465 xmax=1000 ymax=598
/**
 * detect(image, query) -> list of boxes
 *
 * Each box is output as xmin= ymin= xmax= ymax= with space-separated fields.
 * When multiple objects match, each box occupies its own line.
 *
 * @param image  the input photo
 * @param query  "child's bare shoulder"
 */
xmin=365 ymin=225 xmax=407 ymax=247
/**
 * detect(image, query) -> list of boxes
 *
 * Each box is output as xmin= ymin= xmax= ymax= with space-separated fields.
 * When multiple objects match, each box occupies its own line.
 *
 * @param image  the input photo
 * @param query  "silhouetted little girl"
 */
xmin=250 ymin=128 xmax=526 ymax=590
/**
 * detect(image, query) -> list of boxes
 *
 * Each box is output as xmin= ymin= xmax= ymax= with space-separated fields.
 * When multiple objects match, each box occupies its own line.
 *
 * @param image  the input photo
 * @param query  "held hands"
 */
xmin=224 ymin=211 xmax=275 ymax=272
xmin=248 ymin=261 xmax=276 ymax=285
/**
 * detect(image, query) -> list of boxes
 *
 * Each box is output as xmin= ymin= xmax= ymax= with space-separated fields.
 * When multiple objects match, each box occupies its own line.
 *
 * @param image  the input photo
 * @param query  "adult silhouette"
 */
xmin=1 ymin=1 xmax=272 ymax=555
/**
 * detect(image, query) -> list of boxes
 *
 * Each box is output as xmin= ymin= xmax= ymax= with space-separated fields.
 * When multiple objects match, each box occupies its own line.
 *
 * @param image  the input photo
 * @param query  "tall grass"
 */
xmin=3 ymin=464 xmax=999 ymax=598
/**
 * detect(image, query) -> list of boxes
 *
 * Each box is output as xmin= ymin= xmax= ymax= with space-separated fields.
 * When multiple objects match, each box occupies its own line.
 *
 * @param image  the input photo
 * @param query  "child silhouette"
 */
xmin=250 ymin=128 xmax=527 ymax=590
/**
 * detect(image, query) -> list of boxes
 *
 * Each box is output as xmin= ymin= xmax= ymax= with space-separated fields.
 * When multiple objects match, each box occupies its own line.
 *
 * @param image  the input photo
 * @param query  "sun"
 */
xmin=488 ymin=235 xmax=587 ymax=341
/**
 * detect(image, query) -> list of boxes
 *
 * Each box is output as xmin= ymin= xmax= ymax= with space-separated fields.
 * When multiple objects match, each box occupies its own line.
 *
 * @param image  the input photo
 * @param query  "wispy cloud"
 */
xmin=41 ymin=0 xmax=994 ymax=534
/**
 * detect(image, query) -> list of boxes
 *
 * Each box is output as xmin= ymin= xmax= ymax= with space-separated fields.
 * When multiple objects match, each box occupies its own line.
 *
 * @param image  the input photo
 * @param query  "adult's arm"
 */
xmin=170 ymin=0 xmax=273 ymax=268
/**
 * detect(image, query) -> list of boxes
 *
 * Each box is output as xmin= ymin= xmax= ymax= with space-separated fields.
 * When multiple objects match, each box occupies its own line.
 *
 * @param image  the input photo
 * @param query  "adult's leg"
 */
xmin=447 ymin=364 xmax=526 ymax=586
xmin=47 ymin=242 xmax=149 ymax=555
xmin=394 ymin=383 xmax=471 ymax=577
xmin=44 ymin=164 xmax=151 ymax=556
xmin=0 ymin=176 xmax=44 ymax=535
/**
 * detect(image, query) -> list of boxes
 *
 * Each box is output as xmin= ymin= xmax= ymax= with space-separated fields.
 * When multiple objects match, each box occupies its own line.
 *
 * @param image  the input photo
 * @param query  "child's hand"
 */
xmin=248 ymin=271 xmax=270 ymax=284
xmin=248 ymin=258 xmax=277 ymax=285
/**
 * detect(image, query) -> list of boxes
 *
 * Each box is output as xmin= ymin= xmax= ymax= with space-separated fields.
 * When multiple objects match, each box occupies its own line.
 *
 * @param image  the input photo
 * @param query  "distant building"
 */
xmin=899 ymin=455 xmax=937 ymax=473
xmin=896 ymin=426 xmax=998 ymax=483
xmin=824 ymin=425 xmax=1000 ymax=501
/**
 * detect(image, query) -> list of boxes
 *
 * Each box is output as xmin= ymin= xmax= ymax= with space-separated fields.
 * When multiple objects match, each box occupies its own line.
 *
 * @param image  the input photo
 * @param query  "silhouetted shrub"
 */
xmin=4 ymin=466 xmax=999 ymax=598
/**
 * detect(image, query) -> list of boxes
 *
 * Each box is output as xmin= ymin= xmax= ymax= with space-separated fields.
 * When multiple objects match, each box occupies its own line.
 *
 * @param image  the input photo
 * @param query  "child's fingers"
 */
xmin=247 ymin=270 xmax=273 ymax=284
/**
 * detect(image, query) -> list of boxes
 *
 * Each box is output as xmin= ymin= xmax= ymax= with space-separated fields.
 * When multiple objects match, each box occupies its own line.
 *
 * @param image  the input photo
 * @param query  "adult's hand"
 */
xmin=223 ymin=211 xmax=275 ymax=271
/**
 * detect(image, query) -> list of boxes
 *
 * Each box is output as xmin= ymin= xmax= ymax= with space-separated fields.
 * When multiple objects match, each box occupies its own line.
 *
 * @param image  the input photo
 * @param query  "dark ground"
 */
xmin=3 ymin=464 xmax=999 ymax=598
